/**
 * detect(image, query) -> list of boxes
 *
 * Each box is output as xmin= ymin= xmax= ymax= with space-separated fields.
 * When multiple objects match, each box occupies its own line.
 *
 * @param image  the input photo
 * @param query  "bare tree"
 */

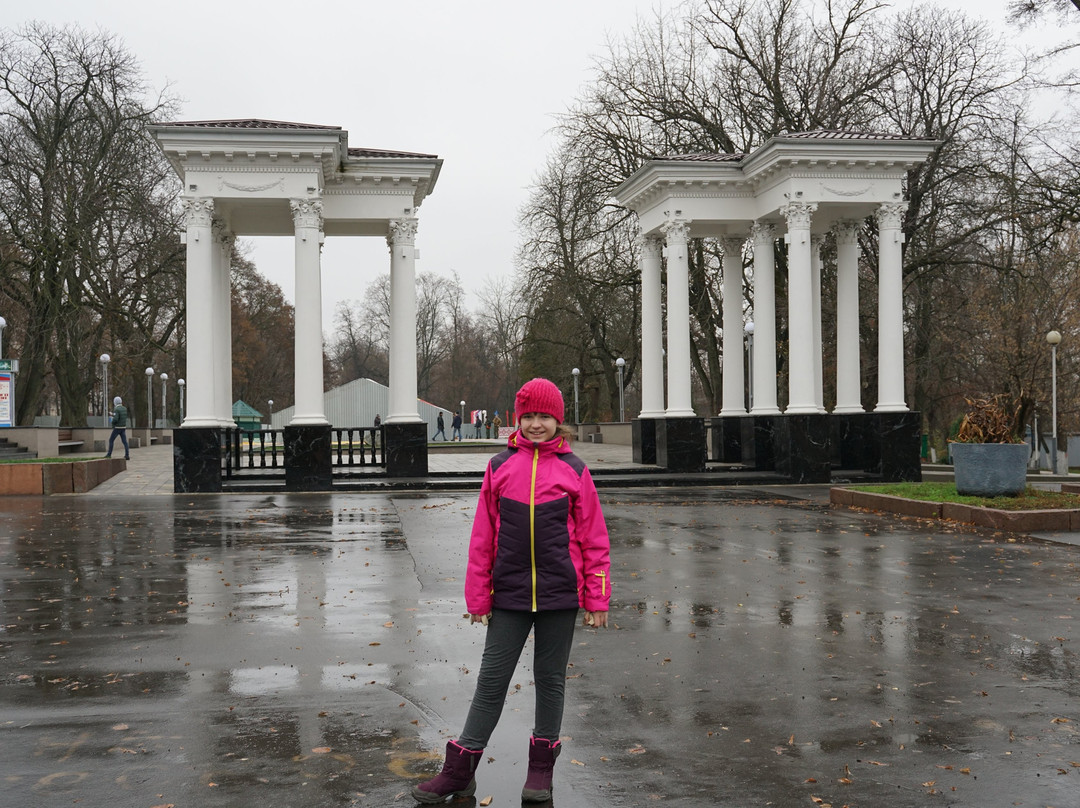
xmin=0 ymin=22 xmax=179 ymax=425
xmin=1009 ymin=0 xmax=1080 ymax=23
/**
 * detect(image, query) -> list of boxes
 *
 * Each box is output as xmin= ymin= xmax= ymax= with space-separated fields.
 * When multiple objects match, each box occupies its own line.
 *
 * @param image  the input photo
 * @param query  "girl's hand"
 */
xmin=470 ymin=613 xmax=491 ymax=626
xmin=583 ymin=611 xmax=608 ymax=628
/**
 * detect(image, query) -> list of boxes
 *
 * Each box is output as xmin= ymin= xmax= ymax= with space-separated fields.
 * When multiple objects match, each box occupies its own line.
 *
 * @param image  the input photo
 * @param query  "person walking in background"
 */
xmin=104 ymin=396 xmax=130 ymax=460
xmin=411 ymin=378 xmax=611 ymax=804
xmin=373 ymin=413 xmax=381 ymax=447
xmin=492 ymin=410 xmax=502 ymax=438
xmin=433 ymin=411 xmax=447 ymax=441
xmin=484 ymin=412 xmax=492 ymax=438
xmin=474 ymin=412 xmax=483 ymax=439
xmin=452 ymin=411 xmax=463 ymax=441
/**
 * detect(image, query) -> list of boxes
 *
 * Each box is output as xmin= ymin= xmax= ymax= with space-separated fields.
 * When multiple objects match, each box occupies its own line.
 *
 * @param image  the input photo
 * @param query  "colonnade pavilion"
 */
xmin=149 ymin=120 xmax=936 ymax=491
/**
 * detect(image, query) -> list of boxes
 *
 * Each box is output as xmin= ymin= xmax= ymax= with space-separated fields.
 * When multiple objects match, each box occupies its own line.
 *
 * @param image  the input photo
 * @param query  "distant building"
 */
xmin=268 ymin=378 xmax=450 ymax=433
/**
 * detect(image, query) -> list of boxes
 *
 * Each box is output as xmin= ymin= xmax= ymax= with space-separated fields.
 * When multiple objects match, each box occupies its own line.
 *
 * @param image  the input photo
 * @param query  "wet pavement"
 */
xmin=1 ymin=485 xmax=1079 ymax=808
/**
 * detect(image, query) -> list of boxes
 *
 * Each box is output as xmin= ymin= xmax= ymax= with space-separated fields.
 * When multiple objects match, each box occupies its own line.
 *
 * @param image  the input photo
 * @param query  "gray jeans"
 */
xmin=458 ymin=608 xmax=578 ymax=749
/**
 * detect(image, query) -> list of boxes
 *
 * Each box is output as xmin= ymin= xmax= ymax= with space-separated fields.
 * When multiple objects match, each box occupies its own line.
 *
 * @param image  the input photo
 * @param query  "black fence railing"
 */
xmin=222 ymin=428 xmax=385 ymax=479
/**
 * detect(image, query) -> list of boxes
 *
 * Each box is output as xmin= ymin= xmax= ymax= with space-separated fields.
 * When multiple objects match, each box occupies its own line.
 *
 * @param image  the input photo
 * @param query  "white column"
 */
xmin=386 ymin=217 xmax=422 ymax=423
xmin=289 ymin=198 xmax=329 ymax=425
xmin=811 ymin=234 xmax=825 ymax=413
xmin=719 ymin=235 xmax=747 ymax=416
xmin=638 ymin=235 xmax=665 ymax=418
xmin=781 ymin=202 xmax=818 ymax=414
xmin=660 ymin=215 xmax=695 ymax=417
xmin=833 ymin=220 xmax=864 ymax=413
xmin=875 ymin=202 xmax=909 ymax=412
xmin=180 ymin=198 xmax=218 ymax=427
xmin=750 ymin=223 xmax=781 ymax=414
xmin=214 ymin=225 xmax=235 ymax=426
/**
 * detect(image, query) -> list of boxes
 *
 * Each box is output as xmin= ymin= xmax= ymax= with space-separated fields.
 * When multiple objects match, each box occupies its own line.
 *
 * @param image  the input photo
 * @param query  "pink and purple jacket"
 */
xmin=465 ymin=430 xmax=611 ymax=615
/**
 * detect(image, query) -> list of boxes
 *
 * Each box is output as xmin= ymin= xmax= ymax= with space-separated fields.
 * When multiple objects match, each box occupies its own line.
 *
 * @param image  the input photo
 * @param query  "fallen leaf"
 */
xmin=479 ymin=797 xmax=493 ymax=806
xmin=312 ymin=747 xmax=331 ymax=754
xmin=571 ymin=758 xmax=585 ymax=766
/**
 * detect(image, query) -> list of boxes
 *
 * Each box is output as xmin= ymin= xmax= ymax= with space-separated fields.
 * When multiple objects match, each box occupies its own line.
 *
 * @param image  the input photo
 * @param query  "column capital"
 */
xmin=212 ymin=220 xmax=234 ymax=249
xmin=780 ymin=201 xmax=818 ymax=230
xmin=181 ymin=198 xmax=214 ymax=229
xmin=660 ymin=215 xmax=691 ymax=245
xmin=721 ymin=235 xmax=746 ymax=256
xmin=639 ymin=234 xmax=664 ymax=260
xmin=290 ymin=198 xmax=324 ymax=230
xmin=875 ymin=201 xmax=906 ymax=230
xmin=833 ymin=219 xmax=861 ymax=245
xmin=750 ymin=221 xmax=775 ymax=245
xmin=387 ymin=216 xmax=419 ymax=248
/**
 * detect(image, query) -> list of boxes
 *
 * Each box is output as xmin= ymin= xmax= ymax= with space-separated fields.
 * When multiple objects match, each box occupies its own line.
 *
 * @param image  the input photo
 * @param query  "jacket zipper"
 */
xmin=529 ymin=444 xmax=539 ymax=611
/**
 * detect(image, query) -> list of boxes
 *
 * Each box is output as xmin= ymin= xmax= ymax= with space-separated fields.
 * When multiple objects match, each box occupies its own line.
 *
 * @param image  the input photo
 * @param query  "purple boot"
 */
xmin=412 ymin=740 xmax=482 ymax=803
xmin=521 ymin=736 xmax=561 ymax=802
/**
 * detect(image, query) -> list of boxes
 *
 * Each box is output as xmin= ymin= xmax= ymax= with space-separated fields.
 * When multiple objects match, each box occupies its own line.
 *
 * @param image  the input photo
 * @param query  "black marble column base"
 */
xmin=747 ymin=415 xmax=780 ymax=470
xmin=173 ymin=427 xmax=222 ymax=493
xmin=656 ymin=417 xmax=707 ymax=473
xmin=285 ymin=425 xmax=333 ymax=491
xmin=632 ymin=418 xmax=658 ymax=465
xmin=385 ymin=422 xmax=429 ymax=477
xmin=774 ymin=414 xmax=832 ymax=483
xmin=832 ymin=412 xmax=874 ymax=470
xmin=874 ymin=411 xmax=923 ymax=482
xmin=711 ymin=416 xmax=747 ymax=462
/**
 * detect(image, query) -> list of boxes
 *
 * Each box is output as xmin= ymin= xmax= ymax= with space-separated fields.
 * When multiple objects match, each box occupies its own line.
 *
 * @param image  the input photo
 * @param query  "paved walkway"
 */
xmin=1 ymin=485 xmax=1077 ymax=807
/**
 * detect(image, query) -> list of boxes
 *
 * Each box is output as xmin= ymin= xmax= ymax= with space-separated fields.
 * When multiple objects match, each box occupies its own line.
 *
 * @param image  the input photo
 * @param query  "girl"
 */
xmin=413 ymin=378 xmax=611 ymax=804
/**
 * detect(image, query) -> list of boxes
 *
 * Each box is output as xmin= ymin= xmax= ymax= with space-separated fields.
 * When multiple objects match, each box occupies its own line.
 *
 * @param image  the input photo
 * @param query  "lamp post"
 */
xmin=1047 ymin=330 xmax=1062 ymax=474
xmin=745 ymin=321 xmax=755 ymax=411
xmin=100 ymin=354 xmax=111 ymax=424
xmin=572 ymin=367 xmax=580 ymax=424
xmin=160 ymin=372 xmax=168 ymax=427
xmin=616 ymin=357 xmax=626 ymax=422
xmin=178 ymin=378 xmax=185 ymax=424
xmin=268 ymin=399 xmax=274 ymax=427
xmin=0 ymin=315 xmax=6 ymax=358
xmin=460 ymin=400 xmax=466 ymax=439
xmin=145 ymin=367 xmax=154 ymax=430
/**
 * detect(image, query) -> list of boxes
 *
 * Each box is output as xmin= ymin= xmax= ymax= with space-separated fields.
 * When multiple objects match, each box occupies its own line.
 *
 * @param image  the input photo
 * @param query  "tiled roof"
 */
xmin=656 ymin=152 xmax=746 ymax=162
xmin=348 ymin=147 xmax=439 ymax=159
xmin=780 ymin=130 xmax=914 ymax=140
xmin=161 ymin=119 xmax=342 ymax=130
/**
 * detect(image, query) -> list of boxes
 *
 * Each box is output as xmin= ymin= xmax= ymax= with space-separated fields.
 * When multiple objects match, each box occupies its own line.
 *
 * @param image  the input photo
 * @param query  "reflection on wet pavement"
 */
xmin=0 ymin=489 xmax=1077 ymax=807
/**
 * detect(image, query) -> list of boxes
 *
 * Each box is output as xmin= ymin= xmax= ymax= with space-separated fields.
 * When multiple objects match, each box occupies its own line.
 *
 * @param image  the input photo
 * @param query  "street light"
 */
xmin=616 ymin=357 xmax=626 ymax=422
xmin=745 ymin=320 xmax=755 ymax=410
xmin=145 ymin=366 xmax=154 ymax=430
xmin=572 ymin=367 xmax=580 ymax=424
xmin=178 ymin=378 xmax=185 ymax=424
xmin=1047 ymin=330 xmax=1062 ymax=474
xmin=268 ymin=399 xmax=274 ymax=427
xmin=160 ymin=372 xmax=168 ymax=427
xmin=0 ymin=315 xmax=6 ymax=358
xmin=100 ymin=354 xmax=111 ymax=425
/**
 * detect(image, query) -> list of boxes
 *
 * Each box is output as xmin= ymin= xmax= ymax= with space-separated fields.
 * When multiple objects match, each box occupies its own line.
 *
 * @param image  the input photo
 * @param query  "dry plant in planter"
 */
xmin=953 ymin=396 xmax=1024 ymax=444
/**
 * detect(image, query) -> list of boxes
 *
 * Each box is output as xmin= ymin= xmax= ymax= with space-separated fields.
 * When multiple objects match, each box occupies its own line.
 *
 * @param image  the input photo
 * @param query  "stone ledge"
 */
xmin=831 ymin=486 xmax=1080 ymax=533
xmin=0 ymin=458 xmax=126 ymax=496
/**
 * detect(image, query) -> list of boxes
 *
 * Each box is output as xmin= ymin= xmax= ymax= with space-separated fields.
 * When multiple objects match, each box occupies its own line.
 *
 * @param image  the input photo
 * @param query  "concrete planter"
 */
xmin=0 ymin=458 xmax=125 ymax=495
xmin=951 ymin=442 xmax=1029 ymax=497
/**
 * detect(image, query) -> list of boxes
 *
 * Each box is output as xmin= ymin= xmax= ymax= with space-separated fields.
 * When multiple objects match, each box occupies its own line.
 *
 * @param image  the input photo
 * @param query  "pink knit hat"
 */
xmin=514 ymin=378 xmax=565 ymax=424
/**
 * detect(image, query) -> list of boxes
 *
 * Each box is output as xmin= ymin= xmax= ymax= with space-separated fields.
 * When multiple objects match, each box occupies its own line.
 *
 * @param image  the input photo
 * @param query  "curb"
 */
xmin=830 ymin=486 xmax=1080 ymax=532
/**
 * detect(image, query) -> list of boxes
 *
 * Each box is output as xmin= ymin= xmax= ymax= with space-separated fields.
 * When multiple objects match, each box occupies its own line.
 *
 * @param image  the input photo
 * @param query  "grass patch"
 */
xmin=851 ymin=482 xmax=1080 ymax=511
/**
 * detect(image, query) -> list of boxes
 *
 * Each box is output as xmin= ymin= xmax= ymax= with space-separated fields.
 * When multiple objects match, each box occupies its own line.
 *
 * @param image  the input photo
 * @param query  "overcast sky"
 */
xmin=11 ymin=0 xmax=1069 ymax=332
